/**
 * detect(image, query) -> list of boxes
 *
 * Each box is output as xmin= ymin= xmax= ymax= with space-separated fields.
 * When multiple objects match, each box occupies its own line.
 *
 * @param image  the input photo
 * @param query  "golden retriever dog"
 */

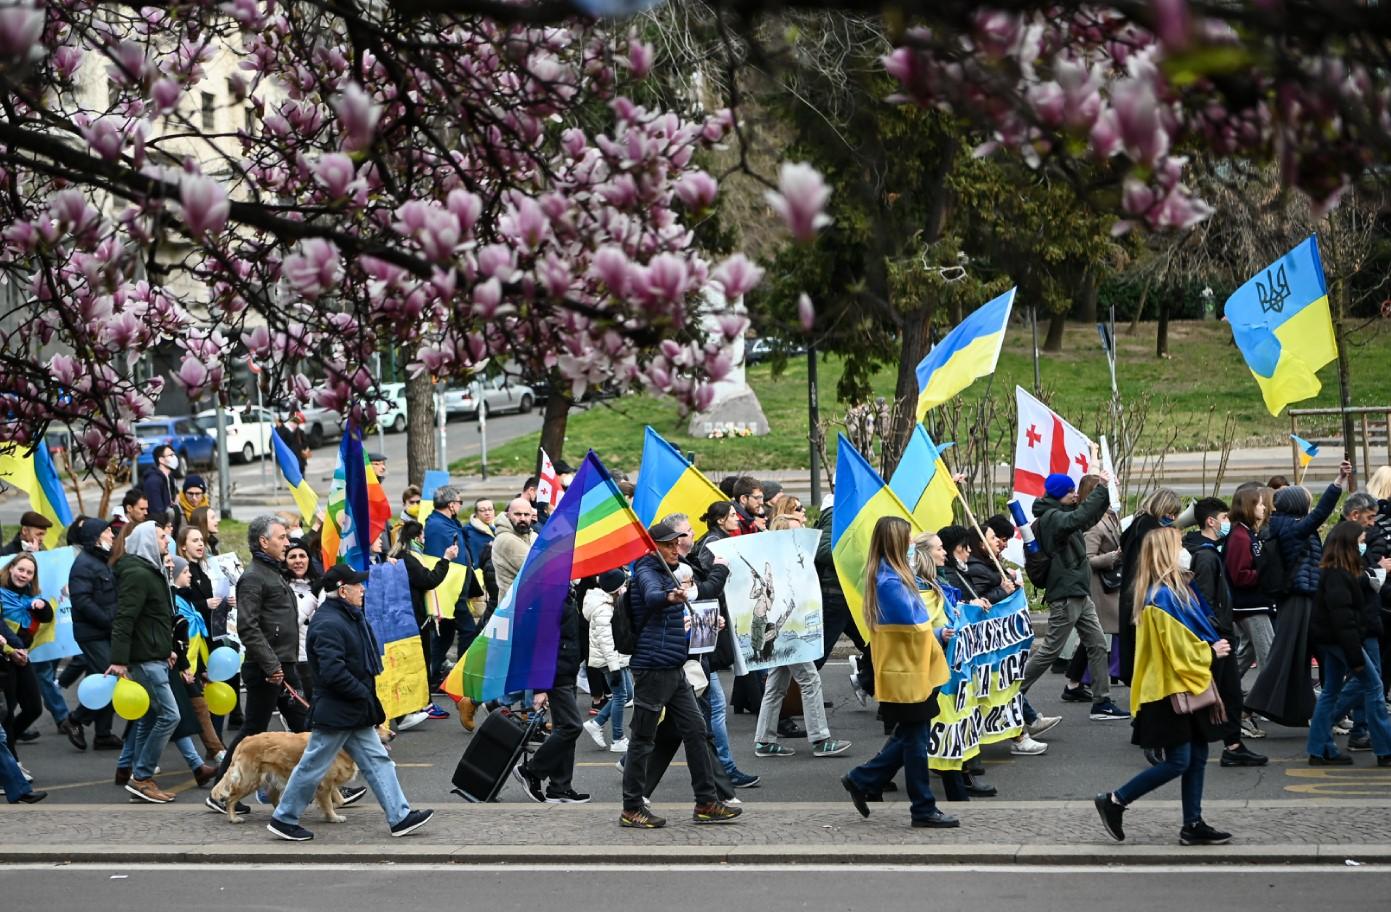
xmin=211 ymin=732 xmax=358 ymax=824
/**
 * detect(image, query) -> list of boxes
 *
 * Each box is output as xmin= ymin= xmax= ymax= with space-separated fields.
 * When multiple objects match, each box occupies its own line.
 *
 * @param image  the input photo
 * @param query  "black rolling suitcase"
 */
xmin=450 ymin=709 xmax=543 ymax=802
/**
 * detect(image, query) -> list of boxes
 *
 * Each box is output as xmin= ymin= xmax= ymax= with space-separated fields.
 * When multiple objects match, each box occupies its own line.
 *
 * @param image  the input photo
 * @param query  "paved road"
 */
xmin=0 ymin=864 xmax=1386 ymax=908
xmin=16 ymin=661 xmax=1391 ymax=810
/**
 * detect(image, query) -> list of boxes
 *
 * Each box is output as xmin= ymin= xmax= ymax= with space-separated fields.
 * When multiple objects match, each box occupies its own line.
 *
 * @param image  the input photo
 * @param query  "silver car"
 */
xmin=442 ymin=375 xmax=535 ymax=419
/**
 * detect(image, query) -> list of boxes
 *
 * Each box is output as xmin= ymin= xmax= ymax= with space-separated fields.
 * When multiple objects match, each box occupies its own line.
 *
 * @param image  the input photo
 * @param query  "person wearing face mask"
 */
xmin=1023 ymin=471 xmax=1128 ymax=721
xmin=65 ymin=518 xmax=124 ymax=751
xmin=105 ymin=521 xmax=183 ymax=803
xmin=141 ymin=444 xmax=181 ymax=527
xmin=0 ymin=511 xmax=53 ymax=556
xmin=1118 ymin=489 xmax=1182 ymax=686
xmin=1182 ymin=498 xmax=1267 ymax=768
xmin=1247 ymin=462 xmax=1352 ymax=729
xmin=1323 ymin=495 xmax=1391 ymax=752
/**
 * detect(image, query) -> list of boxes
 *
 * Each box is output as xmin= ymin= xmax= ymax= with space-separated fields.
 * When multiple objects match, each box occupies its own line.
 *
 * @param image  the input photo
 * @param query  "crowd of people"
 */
xmin=4 ymin=448 xmax=1391 ymax=848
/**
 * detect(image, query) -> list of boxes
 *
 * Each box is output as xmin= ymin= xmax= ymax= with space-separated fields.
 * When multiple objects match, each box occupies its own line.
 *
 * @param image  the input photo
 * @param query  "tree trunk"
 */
xmin=1127 ymin=274 xmax=1153 ymax=334
xmin=539 ymin=391 xmax=570 ymax=469
xmin=1156 ymin=297 xmax=1170 ymax=358
xmin=1043 ymin=310 xmax=1067 ymax=352
xmin=885 ymin=305 xmax=935 ymax=478
xmin=405 ymin=373 xmax=437 ymax=486
xmin=1077 ymin=268 xmax=1099 ymax=324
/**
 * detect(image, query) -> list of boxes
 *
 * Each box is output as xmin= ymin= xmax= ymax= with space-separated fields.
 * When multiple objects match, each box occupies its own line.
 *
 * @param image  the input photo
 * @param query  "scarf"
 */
xmin=175 ymin=593 xmax=211 ymax=672
xmin=177 ymin=491 xmax=203 ymax=522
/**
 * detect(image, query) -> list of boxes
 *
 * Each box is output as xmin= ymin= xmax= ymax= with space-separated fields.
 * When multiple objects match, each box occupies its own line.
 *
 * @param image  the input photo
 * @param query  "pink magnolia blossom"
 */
xmin=766 ymin=162 xmax=832 ymax=243
xmin=674 ymin=170 xmax=718 ymax=211
xmin=626 ymin=40 xmax=654 ymax=79
xmin=179 ymin=175 xmax=229 ymax=239
xmin=797 ymin=293 xmax=816 ymax=333
xmin=283 ymin=238 xmax=343 ymax=300
xmin=314 ymin=153 xmax=358 ymax=199
xmin=0 ymin=4 xmax=44 ymax=64
xmin=332 ymin=82 xmax=380 ymax=152
xmin=712 ymin=253 xmax=764 ymax=300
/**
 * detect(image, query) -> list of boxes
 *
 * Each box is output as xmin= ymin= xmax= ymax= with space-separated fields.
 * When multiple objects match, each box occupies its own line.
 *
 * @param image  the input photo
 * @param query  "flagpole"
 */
xmin=957 ymin=495 xmax=1010 ymax=586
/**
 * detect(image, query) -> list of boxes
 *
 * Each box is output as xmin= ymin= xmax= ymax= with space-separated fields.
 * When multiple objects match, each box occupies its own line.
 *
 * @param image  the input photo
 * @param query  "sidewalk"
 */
xmin=3 ymin=800 xmax=1388 ymax=865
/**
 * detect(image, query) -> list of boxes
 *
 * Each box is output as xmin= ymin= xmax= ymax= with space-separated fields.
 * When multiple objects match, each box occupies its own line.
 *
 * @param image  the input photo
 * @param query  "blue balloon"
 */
xmin=77 ymin=673 xmax=117 ymax=711
xmin=206 ymin=646 xmax=243 ymax=683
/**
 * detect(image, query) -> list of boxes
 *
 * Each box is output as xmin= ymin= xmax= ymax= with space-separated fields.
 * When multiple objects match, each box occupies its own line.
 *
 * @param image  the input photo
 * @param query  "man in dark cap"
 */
xmin=618 ymin=520 xmax=741 ymax=829
xmin=266 ymin=564 xmax=434 ymax=842
xmin=0 ymin=511 xmax=52 ymax=556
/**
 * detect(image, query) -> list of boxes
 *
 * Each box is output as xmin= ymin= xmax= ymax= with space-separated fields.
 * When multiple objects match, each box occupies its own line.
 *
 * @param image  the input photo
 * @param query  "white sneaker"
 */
xmin=724 ymin=796 xmax=741 ymax=805
xmin=583 ymin=719 xmax=606 ymax=749
xmin=19 ymin=763 xmax=33 ymax=782
xmin=1028 ymin=715 xmax=1062 ymax=737
xmin=848 ymin=655 xmax=869 ymax=708
xmin=398 ymin=711 xmax=429 ymax=731
xmin=1240 ymin=716 xmax=1266 ymax=740
xmin=1010 ymin=734 xmax=1049 ymax=756
xmin=609 ymin=738 xmax=629 ymax=753
xmin=1333 ymin=716 xmax=1354 ymax=735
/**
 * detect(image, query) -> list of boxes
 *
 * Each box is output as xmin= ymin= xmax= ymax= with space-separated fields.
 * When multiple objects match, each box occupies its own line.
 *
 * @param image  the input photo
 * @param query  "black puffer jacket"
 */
xmin=69 ymin=518 xmax=117 ymax=644
xmin=1312 ymin=567 xmax=1379 ymax=663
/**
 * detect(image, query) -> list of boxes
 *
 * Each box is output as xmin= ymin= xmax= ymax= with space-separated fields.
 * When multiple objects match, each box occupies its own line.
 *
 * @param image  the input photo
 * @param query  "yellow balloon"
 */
xmin=204 ymin=681 xmax=237 ymax=716
xmin=112 ymin=678 xmax=150 ymax=721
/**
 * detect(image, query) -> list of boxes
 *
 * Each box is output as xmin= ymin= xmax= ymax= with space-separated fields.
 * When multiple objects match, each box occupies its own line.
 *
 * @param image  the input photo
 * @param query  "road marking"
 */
xmin=40 ymin=777 xmax=124 ymax=792
xmin=1284 ymin=767 xmax=1391 ymax=796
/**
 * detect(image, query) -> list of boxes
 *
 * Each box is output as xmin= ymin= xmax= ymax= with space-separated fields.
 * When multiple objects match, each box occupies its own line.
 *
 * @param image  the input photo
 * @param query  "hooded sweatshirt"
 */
xmin=109 ymin=521 xmax=175 ymax=665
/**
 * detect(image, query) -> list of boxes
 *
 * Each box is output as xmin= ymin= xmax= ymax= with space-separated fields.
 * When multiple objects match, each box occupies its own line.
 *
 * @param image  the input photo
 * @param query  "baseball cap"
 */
xmin=647 ymin=521 xmax=684 ymax=543
xmin=320 ymin=564 xmax=370 ymax=592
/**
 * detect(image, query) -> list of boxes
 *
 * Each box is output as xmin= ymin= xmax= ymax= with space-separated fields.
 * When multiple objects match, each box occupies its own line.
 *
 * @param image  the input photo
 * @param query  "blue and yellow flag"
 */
xmin=915 ymin=287 xmax=1015 ymax=418
xmin=830 ymin=435 xmax=921 ymax=639
xmin=271 ymin=427 xmax=319 ymax=524
xmin=633 ymin=426 xmax=728 ymax=527
xmin=1225 ymin=236 xmax=1338 ymax=416
xmin=889 ymin=425 xmax=960 ymax=532
xmin=1131 ymin=585 xmax=1220 ymax=716
xmin=365 ymin=560 xmax=429 ymax=718
xmin=1290 ymin=433 xmax=1319 ymax=468
xmin=0 ymin=441 xmax=73 ymax=549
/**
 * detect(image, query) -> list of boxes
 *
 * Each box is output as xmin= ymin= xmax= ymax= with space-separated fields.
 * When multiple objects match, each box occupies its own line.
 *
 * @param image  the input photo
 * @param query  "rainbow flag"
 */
xmin=321 ymin=426 xmax=391 ymax=571
xmin=0 ymin=441 xmax=73 ymax=550
xmin=830 ymin=435 xmax=921 ymax=639
xmin=1225 ymin=236 xmax=1338 ymax=416
xmin=446 ymin=450 xmax=653 ymax=703
xmin=889 ymin=424 xmax=960 ymax=532
xmin=632 ymin=425 xmax=727 ymax=528
xmin=915 ymin=287 xmax=1015 ymax=418
xmin=271 ymin=427 xmax=319 ymax=523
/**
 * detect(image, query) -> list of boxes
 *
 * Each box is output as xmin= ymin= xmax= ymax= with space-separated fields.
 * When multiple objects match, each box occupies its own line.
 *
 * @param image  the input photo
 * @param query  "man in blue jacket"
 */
xmin=421 ymin=485 xmax=481 ymax=720
xmin=267 ymin=565 xmax=434 ymax=842
xmin=619 ymin=521 xmax=741 ymax=829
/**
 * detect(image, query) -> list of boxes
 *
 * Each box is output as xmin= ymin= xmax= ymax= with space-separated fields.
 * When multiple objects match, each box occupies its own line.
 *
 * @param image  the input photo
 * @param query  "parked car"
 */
xmin=193 ymin=406 xmax=276 ymax=464
xmin=135 ymin=417 xmax=217 ymax=473
xmin=443 ymin=375 xmax=535 ymax=419
xmin=369 ymin=383 xmax=408 ymax=434
xmin=744 ymin=336 xmax=807 ymax=365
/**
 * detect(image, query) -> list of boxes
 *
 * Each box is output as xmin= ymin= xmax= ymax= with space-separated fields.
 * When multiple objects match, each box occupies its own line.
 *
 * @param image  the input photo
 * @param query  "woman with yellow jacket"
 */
xmin=1095 ymin=526 xmax=1233 ymax=846
xmin=841 ymin=517 xmax=958 ymax=829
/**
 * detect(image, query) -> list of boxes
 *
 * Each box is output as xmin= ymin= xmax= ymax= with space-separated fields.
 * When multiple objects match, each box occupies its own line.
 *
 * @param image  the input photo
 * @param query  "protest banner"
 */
xmin=927 ymin=587 xmax=1034 ymax=770
xmin=707 ymin=528 xmax=823 ymax=672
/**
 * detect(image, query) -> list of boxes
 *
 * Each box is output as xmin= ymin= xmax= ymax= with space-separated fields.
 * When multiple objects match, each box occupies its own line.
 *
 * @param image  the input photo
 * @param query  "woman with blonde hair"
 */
xmin=1095 ymin=526 xmax=1233 ymax=846
xmin=841 ymin=517 xmax=957 ymax=829
xmin=1118 ymin=488 xmax=1182 ymax=684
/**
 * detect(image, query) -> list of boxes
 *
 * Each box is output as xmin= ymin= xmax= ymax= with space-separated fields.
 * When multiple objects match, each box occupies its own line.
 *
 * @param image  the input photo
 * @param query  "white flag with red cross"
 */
xmin=1012 ymin=386 xmax=1096 ymax=518
xmin=536 ymin=447 xmax=562 ymax=509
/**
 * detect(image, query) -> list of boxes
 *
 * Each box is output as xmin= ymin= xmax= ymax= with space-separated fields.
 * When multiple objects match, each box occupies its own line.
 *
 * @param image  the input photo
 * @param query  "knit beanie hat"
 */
xmin=1273 ymin=485 xmax=1311 ymax=516
xmin=170 ymin=555 xmax=189 ymax=579
xmin=1044 ymin=473 xmax=1076 ymax=499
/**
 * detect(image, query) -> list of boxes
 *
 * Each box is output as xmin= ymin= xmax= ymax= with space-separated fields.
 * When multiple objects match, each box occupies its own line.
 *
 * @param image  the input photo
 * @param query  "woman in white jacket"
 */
xmin=582 ymin=570 xmax=630 ymax=752
xmin=285 ymin=542 xmax=322 ymax=706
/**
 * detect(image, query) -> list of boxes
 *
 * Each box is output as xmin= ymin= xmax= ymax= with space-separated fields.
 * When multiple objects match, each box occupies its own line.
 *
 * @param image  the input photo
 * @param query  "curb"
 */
xmin=5 ymin=843 xmax=1391 ymax=867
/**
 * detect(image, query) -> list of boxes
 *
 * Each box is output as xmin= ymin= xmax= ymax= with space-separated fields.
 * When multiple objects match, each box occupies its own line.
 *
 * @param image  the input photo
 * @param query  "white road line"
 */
xmin=4 ymin=863 xmax=1386 ymax=874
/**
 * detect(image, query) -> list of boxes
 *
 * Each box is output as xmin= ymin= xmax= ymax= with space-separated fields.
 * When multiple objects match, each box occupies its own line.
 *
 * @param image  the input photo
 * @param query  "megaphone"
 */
xmin=1176 ymin=501 xmax=1197 ymax=529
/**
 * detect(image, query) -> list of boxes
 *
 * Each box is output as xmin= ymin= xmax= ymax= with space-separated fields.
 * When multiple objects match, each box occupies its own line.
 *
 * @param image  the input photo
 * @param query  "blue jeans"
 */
xmin=1308 ymin=643 xmax=1391 ymax=757
xmin=0 ymin=724 xmax=33 ymax=802
xmin=593 ymin=668 xmax=631 ymax=741
xmin=1113 ymin=738 xmax=1208 ymax=826
xmin=848 ymin=720 xmax=939 ymax=821
xmin=31 ymin=660 xmax=70 ymax=724
xmin=174 ymin=736 xmax=204 ymax=771
xmin=706 ymin=670 xmax=738 ymax=776
xmin=1333 ymin=639 xmax=1383 ymax=740
xmin=272 ymin=726 xmax=411 ymax=827
xmin=126 ymin=661 xmax=180 ymax=781
xmin=1021 ymin=695 xmax=1038 ymax=726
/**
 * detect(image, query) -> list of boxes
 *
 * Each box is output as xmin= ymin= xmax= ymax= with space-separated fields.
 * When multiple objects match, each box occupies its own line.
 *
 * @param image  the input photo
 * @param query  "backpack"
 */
xmin=1253 ymin=524 xmax=1291 ymax=599
xmin=611 ymin=581 xmax=653 ymax=655
xmin=1023 ymin=519 xmax=1053 ymax=588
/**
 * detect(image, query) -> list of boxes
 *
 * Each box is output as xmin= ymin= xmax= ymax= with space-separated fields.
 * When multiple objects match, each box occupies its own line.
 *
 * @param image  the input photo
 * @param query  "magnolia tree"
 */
xmin=0 ymin=0 xmax=822 ymax=470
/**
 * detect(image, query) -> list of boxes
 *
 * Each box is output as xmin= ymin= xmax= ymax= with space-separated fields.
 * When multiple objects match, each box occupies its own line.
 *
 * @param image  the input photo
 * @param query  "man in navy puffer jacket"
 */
xmin=619 ymin=521 xmax=738 ymax=829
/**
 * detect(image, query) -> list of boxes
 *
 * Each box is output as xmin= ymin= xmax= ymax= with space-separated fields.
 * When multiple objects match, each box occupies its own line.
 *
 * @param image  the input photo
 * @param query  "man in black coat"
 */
xmin=266 ymin=565 xmax=434 ymax=842
xmin=65 ymin=518 xmax=123 ymax=750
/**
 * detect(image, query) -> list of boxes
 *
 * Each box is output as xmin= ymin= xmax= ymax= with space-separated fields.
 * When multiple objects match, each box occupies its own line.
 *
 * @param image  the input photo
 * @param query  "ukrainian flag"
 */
xmin=0 ymin=441 xmax=73 ymax=549
xmin=1290 ymin=433 xmax=1319 ymax=468
xmin=889 ymin=424 xmax=960 ymax=532
xmin=271 ymin=427 xmax=319 ymax=524
xmin=831 ymin=435 xmax=921 ymax=639
xmin=915 ymin=287 xmax=1015 ymax=418
xmin=1130 ymin=585 xmax=1220 ymax=716
xmin=632 ymin=426 xmax=728 ymax=527
xmin=1225 ymin=236 xmax=1338 ymax=416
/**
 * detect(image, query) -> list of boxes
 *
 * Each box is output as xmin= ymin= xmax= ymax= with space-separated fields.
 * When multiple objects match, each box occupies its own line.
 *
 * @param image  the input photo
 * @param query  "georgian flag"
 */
xmin=536 ymin=447 xmax=563 ymax=509
xmin=1012 ymin=386 xmax=1096 ymax=517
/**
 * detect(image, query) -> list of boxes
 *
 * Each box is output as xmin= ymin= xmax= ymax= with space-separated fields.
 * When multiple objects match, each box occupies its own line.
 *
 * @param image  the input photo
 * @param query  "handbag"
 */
xmin=1169 ymin=681 xmax=1227 ymax=723
xmin=683 ymin=658 xmax=709 ymax=697
xmin=1100 ymin=564 xmax=1123 ymax=593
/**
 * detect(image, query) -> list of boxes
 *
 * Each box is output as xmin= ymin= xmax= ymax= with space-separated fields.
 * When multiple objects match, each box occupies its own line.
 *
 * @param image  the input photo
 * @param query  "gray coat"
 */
xmin=1085 ymin=511 xmax=1123 ymax=634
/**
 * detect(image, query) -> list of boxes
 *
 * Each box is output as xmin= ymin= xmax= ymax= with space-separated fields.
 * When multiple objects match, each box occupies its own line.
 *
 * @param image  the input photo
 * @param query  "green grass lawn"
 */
xmin=452 ymin=320 xmax=1391 ymax=475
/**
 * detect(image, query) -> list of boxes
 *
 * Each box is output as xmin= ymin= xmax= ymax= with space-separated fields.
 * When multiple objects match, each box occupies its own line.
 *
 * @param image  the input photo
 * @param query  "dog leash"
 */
xmin=282 ymin=681 xmax=311 ymax=709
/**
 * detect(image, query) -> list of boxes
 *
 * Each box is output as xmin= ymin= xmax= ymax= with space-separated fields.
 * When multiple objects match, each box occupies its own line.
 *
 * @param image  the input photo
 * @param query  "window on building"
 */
xmin=201 ymin=91 xmax=215 ymax=131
